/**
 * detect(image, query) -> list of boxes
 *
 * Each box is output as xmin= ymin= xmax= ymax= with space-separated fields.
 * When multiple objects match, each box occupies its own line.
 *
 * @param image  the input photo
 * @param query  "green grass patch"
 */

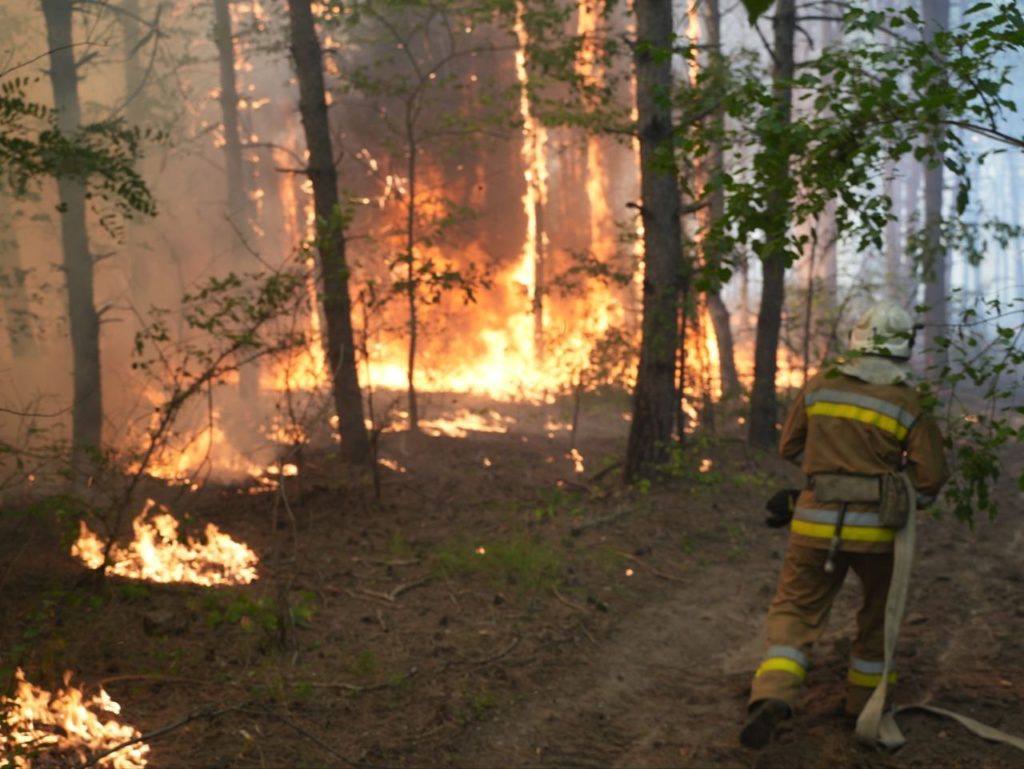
xmin=433 ymin=536 xmax=563 ymax=590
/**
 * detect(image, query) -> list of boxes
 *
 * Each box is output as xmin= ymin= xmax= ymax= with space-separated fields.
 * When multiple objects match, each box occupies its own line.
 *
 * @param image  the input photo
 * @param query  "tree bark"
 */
xmin=405 ymin=121 xmax=420 ymax=430
xmin=214 ymin=0 xmax=248 ymax=228
xmin=922 ymin=0 xmax=949 ymax=374
xmin=119 ymin=0 xmax=146 ymax=124
xmin=624 ymin=0 xmax=683 ymax=482
xmin=213 ymin=0 xmax=261 ymax=403
xmin=747 ymin=0 xmax=796 ymax=449
xmin=287 ymin=0 xmax=370 ymax=463
xmin=701 ymin=0 xmax=740 ymax=400
xmin=1009 ymin=153 xmax=1023 ymax=298
xmin=42 ymin=0 xmax=103 ymax=460
xmin=0 ymin=197 xmax=35 ymax=357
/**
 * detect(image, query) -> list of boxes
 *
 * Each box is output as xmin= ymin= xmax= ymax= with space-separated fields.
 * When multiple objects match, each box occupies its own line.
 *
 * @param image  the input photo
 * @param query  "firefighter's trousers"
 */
xmin=749 ymin=540 xmax=895 ymax=716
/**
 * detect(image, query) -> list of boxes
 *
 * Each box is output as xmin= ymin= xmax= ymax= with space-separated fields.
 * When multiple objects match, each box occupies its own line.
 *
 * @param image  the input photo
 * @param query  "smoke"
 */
xmin=0 ymin=0 xmax=648 ymax=488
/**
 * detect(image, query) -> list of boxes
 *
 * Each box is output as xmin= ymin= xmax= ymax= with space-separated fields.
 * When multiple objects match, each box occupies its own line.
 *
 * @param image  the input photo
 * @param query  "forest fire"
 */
xmin=71 ymin=500 xmax=259 ymax=586
xmin=2 ymin=669 xmax=147 ymax=769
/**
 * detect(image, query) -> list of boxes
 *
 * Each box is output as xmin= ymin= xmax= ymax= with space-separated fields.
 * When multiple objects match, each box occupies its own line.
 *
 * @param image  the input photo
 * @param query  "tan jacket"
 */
xmin=779 ymin=368 xmax=949 ymax=553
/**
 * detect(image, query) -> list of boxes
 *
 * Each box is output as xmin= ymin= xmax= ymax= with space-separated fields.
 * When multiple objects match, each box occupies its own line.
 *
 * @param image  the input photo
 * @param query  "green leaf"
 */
xmin=739 ymin=0 xmax=774 ymax=24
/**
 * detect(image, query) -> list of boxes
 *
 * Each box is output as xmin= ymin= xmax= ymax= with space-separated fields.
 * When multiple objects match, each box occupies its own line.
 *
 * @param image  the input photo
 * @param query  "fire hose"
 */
xmin=854 ymin=473 xmax=1024 ymax=753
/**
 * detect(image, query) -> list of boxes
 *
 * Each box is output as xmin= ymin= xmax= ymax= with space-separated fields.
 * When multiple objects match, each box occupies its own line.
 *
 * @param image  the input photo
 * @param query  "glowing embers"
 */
xmin=2 ymin=668 xmax=147 ymax=768
xmin=72 ymin=500 xmax=259 ymax=586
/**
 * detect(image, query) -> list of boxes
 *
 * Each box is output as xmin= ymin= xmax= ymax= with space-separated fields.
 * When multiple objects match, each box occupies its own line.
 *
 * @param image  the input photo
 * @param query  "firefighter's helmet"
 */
xmin=848 ymin=301 xmax=914 ymax=359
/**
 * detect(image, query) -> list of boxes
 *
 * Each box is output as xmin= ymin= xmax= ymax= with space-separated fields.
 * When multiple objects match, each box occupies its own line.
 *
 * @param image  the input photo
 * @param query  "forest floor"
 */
xmin=2 ymin=390 xmax=1023 ymax=769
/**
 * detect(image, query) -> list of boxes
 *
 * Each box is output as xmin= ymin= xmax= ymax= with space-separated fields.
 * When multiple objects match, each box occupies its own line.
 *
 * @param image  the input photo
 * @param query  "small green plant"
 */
xmin=457 ymin=690 xmax=497 ymax=723
xmin=529 ymin=486 xmax=584 ymax=522
xmin=658 ymin=445 xmax=722 ymax=486
xmin=205 ymin=593 xmax=278 ymax=632
xmin=386 ymin=531 xmax=416 ymax=559
xmin=434 ymin=537 xmax=563 ymax=590
xmin=203 ymin=590 xmax=316 ymax=634
xmin=351 ymin=648 xmax=378 ymax=678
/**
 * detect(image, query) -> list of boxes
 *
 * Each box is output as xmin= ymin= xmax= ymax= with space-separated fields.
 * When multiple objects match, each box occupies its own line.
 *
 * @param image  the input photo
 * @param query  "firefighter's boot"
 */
xmin=740 ymin=698 xmax=791 ymax=749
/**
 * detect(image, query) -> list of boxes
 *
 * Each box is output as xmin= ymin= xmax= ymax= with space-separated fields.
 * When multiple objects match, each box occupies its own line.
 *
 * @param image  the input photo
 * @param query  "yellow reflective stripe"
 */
xmin=790 ymin=518 xmax=895 ymax=542
xmin=756 ymin=658 xmax=807 ymax=682
xmin=848 ymin=669 xmax=898 ymax=687
xmin=806 ymin=402 xmax=909 ymax=441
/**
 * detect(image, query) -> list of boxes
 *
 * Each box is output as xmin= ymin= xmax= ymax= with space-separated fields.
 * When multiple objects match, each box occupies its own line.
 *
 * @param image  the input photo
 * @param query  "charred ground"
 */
xmin=2 ymin=392 xmax=1022 ymax=769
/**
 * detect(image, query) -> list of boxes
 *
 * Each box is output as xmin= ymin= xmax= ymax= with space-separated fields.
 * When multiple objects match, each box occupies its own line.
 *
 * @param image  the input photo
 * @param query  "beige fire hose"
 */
xmin=855 ymin=474 xmax=1024 ymax=752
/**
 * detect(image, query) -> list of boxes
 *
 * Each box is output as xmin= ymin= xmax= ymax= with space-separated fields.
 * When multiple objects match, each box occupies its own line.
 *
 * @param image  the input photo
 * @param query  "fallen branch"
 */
xmin=306 ymin=667 xmax=419 ymax=693
xmin=451 ymin=635 xmax=520 ymax=671
xmin=551 ymin=585 xmax=588 ymax=613
xmin=353 ymin=577 xmax=430 ymax=603
xmin=96 ymin=674 xmax=207 ymax=688
xmin=571 ymin=507 xmax=630 ymax=535
xmin=75 ymin=701 xmax=251 ymax=769
xmin=254 ymin=704 xmax=363 ymax=768
xmin=588 ymin=460 xmax=624 ymax=484
xmin=577 ymin=621 xmax=597 ymax=646
xmin=617 ymin=551 xmax=688 ymax=584
xmin=351 ymin=556 xmax=420 ymax=568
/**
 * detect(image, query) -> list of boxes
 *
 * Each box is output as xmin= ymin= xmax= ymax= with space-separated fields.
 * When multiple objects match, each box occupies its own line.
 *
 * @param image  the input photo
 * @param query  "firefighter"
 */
xmin=739 ymin=301 xmax=949 ymax=750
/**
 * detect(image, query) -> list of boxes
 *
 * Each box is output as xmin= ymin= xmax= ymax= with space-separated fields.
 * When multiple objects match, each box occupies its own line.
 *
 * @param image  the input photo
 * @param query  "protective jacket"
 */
xmin=779 ymin=368 xmax=949 ymax=553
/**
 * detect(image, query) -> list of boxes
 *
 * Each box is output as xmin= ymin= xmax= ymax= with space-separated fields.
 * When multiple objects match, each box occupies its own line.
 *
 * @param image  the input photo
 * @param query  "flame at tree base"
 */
xmin=2 ymin=669 xmax=148 ymax=768
xmin=72 ymin=500 xmax=259 ymax=586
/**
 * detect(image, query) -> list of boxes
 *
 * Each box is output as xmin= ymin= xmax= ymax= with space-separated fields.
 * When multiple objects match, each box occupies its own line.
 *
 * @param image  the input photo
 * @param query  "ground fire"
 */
xmin=1 ymin=669 xmax=147 ymax=768
xmin=71 ymin=500 xmax=259 ymax=586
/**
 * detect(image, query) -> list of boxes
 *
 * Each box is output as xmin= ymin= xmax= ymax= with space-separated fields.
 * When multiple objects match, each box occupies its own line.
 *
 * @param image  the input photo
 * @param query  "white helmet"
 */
xmin=848 ymin=301 xmax=914 ymax=359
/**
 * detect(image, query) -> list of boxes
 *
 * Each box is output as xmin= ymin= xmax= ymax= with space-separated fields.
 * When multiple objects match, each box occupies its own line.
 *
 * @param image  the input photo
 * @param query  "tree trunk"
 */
xmin=706 ymin=291 xmax=739 ymax=397
xmin=0 ymin=197 xmax=35 ymax=357
xmin=884 ymin=160 xmax=902 ymax=299
xmin=405 ymin=127 xmax=420 ymax=430
xmin=214 ymin=0 xmax=248 ymax=229
xmin=42 ymin=0 xmax=103 ymax=461
xmin=1009 ymin=153 xmax=1023 ymax=298
xmin=902 ymin=155 xmax=922 ymax=289
xmin=747 ymin=0 xmax=796 ymax=448
xmin=922 ymin=0 xmax=949 ymax=374
xmin=120 ymin=0 xmax=146 ymax=124
xmin=287 ymin=0 xmax=370 ymax=463
xmin=624 ymin=0 xmax=683 ymax=482
xmin=214 ymin=0 xmax=261 ymax=403
xmin=700 ymin=0 xmax=740 ymax=400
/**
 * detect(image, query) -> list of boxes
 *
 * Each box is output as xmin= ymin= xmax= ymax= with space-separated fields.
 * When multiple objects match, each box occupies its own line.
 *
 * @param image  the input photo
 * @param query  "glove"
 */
xmin=764 ymin=489 xmax=800 ymax=528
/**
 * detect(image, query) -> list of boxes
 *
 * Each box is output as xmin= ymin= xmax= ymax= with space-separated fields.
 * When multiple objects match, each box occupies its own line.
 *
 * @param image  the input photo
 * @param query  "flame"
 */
xmin=2 ymin=668 xmax=148 ymax=768
xmin=409 ymin=408 xmax=515 ymax=438
xmin=378 ymin=457 xmax=407 ymax=473
xmin=568 ymin=447 xmax=585 ymax=473
xmin=513 ymin=1 xmax=548 ymax=358
xmin=72 ymin=500 xmax=259 ymax=586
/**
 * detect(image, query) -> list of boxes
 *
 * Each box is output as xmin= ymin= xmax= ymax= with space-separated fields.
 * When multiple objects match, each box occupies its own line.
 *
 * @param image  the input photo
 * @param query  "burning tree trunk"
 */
xmin=624 ymin=0 xmax=683 ymax=482
xmin=513 ymin=1 xmax=549 ymax=364
xmin=921 ymin=0 xmax=949 ymax=374
xmin=42 ymin=0 xmax=103 ymax=461
xmin=747 ymin=0 xmax=796 ymax=449
xmin=287 ymin=0 xmax=370 ymax=463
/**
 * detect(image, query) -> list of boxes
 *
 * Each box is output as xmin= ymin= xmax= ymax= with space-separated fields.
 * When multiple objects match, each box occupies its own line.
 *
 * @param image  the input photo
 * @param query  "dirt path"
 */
xmin=456 ymin=456 xmax=1024 ymax=769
